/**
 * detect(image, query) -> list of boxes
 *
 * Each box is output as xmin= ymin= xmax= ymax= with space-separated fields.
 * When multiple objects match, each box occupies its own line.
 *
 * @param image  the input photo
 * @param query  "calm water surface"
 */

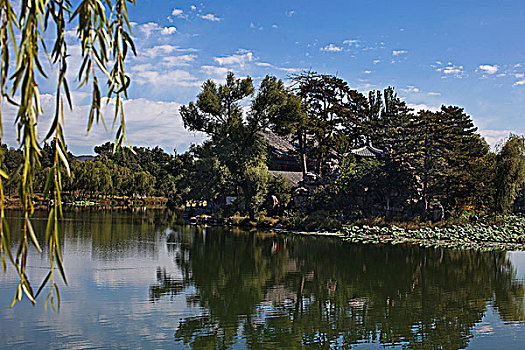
xmin=1 ymin=211 xmax=525 ymax=349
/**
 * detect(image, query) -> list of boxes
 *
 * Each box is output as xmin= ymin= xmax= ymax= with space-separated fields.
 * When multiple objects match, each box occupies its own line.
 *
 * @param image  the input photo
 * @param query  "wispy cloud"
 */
xmin=255 ymin=62 xmax=301 ymax=73
xmin=433 ymin=61 xmax=466 ymax=78
xmin=250 ymin=22 xmax=263 ymax=30
xmin=392 ymin=50 xmax=407 ymax=56
xmin=401 ymin=85 xmax=420 ymax=93
xmin=201 ymin=65 xmax=230 ymax=77
xmin=214 ymin=51 xmax=254 ymax=67
xmin=199 ymin=13 xmax=222 ymax=22
xmin=320 ymin=44 xmax=343 ymax=52
xmin=285 ymin=10 xmax=295 ymax=17
xmin=162 ymin=54 xmax=197 ymax=67
xmin=140 ymin=45 xmax=198 ymax=59
xmin=132 ymin=68 xmax=201 ymax=87
xmin=343 ymin=39 xmax=360 ymax=46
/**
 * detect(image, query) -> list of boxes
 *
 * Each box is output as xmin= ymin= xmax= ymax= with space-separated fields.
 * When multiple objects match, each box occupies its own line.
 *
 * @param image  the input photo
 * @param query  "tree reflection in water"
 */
xmin=149 ymin=226 xmax=525 ymax=349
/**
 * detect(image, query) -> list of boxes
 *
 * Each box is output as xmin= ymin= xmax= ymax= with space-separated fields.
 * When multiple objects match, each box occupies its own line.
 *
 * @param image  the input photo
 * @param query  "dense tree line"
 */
xmin=2 ymin=71 xmax=525 ymax=218
xmin=1 ymin=142 xmax=185 ymax=200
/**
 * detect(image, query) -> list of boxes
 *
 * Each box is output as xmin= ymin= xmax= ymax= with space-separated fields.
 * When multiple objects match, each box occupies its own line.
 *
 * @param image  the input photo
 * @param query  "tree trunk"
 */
xmin=299 ymin=133 xmax=308 ymax=175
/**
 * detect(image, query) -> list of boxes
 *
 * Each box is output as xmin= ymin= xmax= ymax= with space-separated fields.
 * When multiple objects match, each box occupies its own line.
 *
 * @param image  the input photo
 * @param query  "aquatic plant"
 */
xmin=340 ymin=215 xmax=525 ymax=251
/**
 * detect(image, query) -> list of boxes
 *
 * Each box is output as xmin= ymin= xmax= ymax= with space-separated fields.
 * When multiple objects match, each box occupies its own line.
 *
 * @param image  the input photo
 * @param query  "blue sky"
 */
xmin=4 ymin=0 xmax=525 ymax=154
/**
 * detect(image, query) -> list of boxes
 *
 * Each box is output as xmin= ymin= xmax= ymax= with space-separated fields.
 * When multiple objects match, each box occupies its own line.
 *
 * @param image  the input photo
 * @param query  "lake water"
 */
xmin=1 ymin=211 xmax=525 ymax=349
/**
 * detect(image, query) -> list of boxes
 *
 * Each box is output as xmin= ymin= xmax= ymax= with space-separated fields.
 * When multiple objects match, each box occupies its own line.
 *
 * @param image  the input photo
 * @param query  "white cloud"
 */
xmin=407 ymin=103 xmax=439 ymax=112
xmin=320 ymin=44 xmax=343 ymax=52
xmin=161 ymin=26 xmax=177 ymax=35
xmin=255 ymin=62 xmax=301 ymax=73
xmin=515 ymin=73 xmax=524 ymax=78
xmin=363 ymin=70 xmax=371 ymax=74
xmin=140 ymin=45 xmax=198 ymax=59
xmin=362 ymin=41 xmax=385 ymax=52
xmin=201 ymin=65 xmax=230 ymax=77
xmin=428 ymin=92 xmax=441 ymax=96
xmin=444 ymin=67 xmax=462 ymax=74
xmin=343 ymin=39 xmax=360 ymax=46
xmin=277 ymin=67 xmax=300 ymax=73
xmin=514 ymin=79 xmax=525 ymax=86
xmin=132 ymin=69 xmax=201 ymax=87
xmin=480 ymin=129 xmax=514 ymax=148
xmin=171 ymin=9 xmax=184 ymax=17
xmin=190 ymin=5 xmax=197 ymax=11
xmin=434 ymin=61 xmax=465 ymax=78
xmin=214 ymin=51 xmax=254 ymax=67
xmin=65 ymin=29 xmax=77 ymax=40
xmin=249 ymin=22 xmax=263 ymax=30
xmin=285 ymin=10 xmax=295 ymax=17
xmin=136 ymin=22 xmax=162 ymax=37
xmin=130 ymin=63 xmax=155 ymax=73
xmin=401 ymin=85 xmax=420 ymax=93
xmin=272 ymin=24 xmax=278 ymax=28
xmin=356 ymin=82 xmax=376 ymax=91
xmin=1 ymin=94 xmax=206 ymax=154
xmin=392 ymin=50 xmax=407 ymax=56
xmin=162 ymin=54 xmax=197 ymax=66
xmin=373 ymin=59 xmax=381 ymax=65
xmin=119 ymin=99 xmax=206 ymax=151
xmin=199 ymin=13 xmax=222 ymax=22
xmin=135 ymin=22 xmax=179 ymax=37
xmin=478 ymin=64 xmax=498 ymax=75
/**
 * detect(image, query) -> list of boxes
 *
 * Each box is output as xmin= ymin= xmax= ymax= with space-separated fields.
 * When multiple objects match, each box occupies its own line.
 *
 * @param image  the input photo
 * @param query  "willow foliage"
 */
xmin=0 ymin=0 xmax=135 ymax=308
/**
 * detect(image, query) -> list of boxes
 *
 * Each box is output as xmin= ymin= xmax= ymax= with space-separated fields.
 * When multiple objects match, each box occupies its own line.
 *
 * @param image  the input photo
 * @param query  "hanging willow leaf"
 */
xmin=0 ymin=0 xmax=136 ymax=309
xmin=26 ymin=217 xmax=42 ymax=253
xmin=34 ymin=271 xmax=52 ymax=299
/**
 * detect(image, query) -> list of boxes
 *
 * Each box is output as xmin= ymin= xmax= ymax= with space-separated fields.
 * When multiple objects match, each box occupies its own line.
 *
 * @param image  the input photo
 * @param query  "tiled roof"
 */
xmin=269 ymin=170 xmax=303 ymax=187
xmin=259 ymin=130 xmax=295 ymax=153
xmin=349 ymin=144 xmax=383 ymax=157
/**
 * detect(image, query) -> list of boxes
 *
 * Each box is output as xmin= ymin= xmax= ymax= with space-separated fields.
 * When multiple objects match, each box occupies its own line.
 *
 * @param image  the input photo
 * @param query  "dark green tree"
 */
xmin=180 ymin=73 xmax=301 ymax=216
xmin=495 ymin=135 xmax=525 ymax=213
xmin=367 ymin=87 xmax=413 ymax=154
xmin=291 ymin=71 xmax=367 ymax=175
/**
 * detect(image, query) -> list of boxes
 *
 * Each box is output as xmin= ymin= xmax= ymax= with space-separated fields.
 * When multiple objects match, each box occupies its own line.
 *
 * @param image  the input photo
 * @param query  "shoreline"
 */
xmin=6 ymin=203 xmax=525 ymax=251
